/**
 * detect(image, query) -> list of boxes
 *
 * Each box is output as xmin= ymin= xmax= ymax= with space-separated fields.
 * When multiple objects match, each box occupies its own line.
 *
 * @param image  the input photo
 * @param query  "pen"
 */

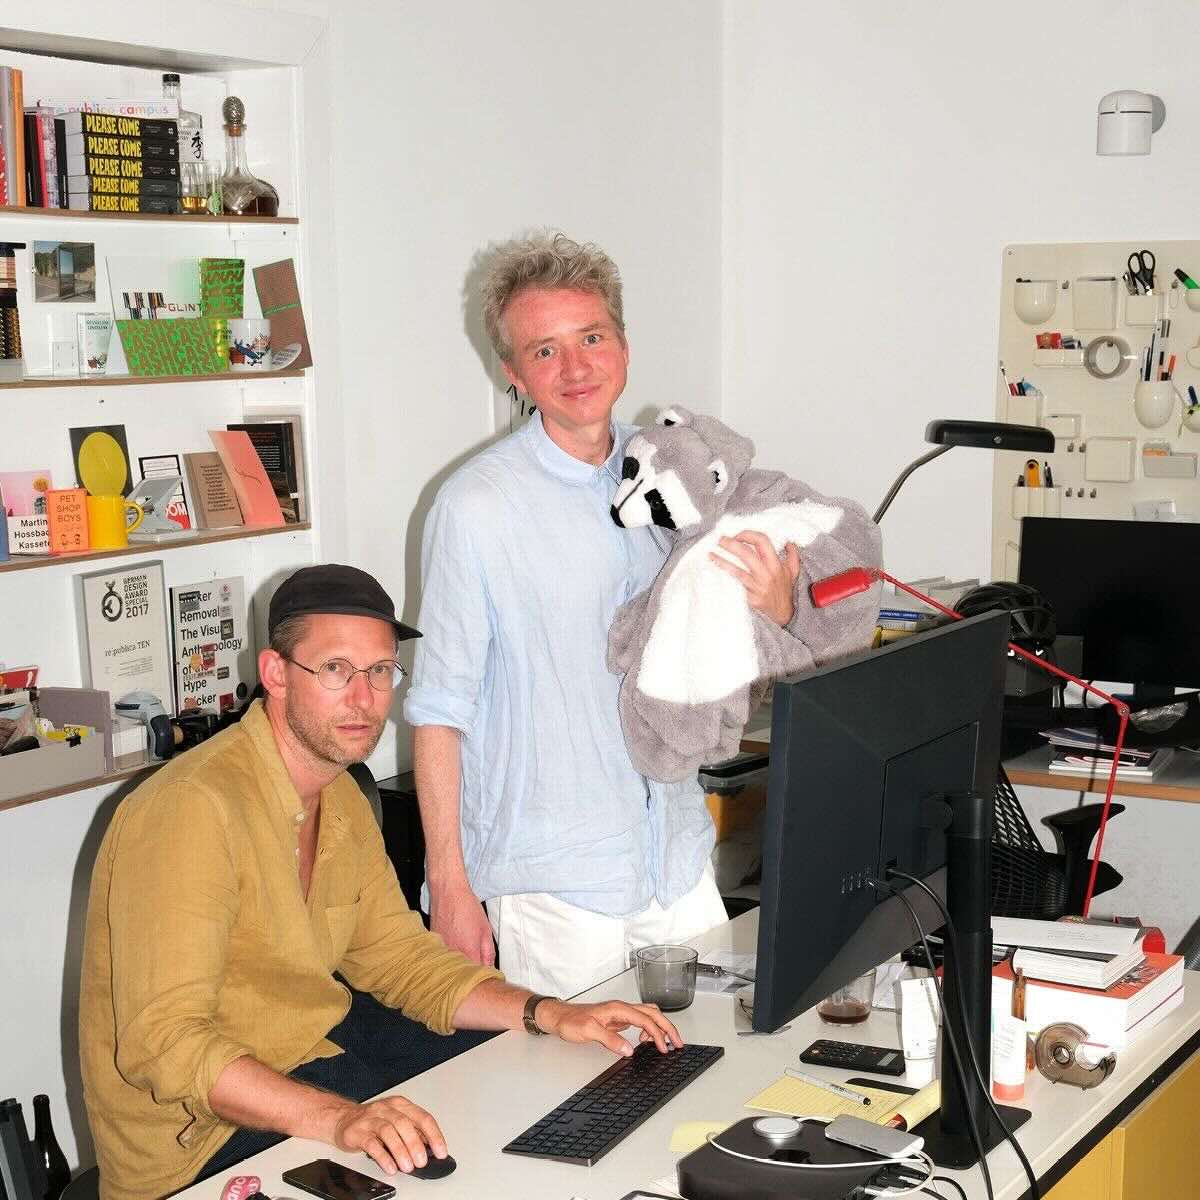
xmin=785 ymin=1067 xmax=872 ymax=1107
xmin=1189 ymin=385 xmax=1198 ymax=411
xmin=1044 ymin=462 xmax=1054 ymax=488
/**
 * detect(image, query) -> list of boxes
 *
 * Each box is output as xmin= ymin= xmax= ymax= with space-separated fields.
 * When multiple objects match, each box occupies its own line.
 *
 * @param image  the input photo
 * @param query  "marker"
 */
xmin=1024 ymin=459 xmax=1041 ymax=488
xmin=1174 ymin=268 xmax=1199 ymax=290
xmin=785 ymin=1067 xmax=872 ymax=1107
xmin=1044 ymin=462 xmax=1054 ymax=488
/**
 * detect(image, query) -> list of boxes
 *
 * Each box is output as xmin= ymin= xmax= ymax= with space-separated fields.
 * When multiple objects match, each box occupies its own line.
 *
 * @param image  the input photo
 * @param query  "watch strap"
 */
xmin=522 ymin=993 xmax=556 ymax=1035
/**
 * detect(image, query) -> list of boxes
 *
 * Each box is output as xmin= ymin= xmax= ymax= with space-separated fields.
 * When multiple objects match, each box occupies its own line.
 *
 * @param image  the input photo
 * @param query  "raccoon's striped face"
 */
xmin=610 ymin=436 xmax=713 ymax=531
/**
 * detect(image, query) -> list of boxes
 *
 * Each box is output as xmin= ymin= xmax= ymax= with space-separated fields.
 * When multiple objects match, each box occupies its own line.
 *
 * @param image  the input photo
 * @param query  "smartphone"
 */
xmin=281 ymin=1159 xmax=396 ymax=1200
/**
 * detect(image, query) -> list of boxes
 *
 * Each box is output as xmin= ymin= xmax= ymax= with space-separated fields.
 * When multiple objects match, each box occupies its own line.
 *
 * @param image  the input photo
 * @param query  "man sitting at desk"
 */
xmin=79 ymin=564 xmax=681 ymax=1200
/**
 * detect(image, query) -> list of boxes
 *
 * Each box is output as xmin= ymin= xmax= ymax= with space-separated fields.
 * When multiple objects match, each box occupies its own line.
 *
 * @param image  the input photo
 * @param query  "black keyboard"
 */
xmin=502 ymin=1042 xmax=724 ymax=1166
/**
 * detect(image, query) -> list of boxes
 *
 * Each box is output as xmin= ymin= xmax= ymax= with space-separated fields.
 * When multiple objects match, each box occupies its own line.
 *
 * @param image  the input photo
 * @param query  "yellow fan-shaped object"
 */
xmin=78 ymin=432 xmax=128 ymax=496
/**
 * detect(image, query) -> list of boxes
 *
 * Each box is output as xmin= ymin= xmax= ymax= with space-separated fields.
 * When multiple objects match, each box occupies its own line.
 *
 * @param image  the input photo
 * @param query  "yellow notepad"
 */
xmin=746 ymin=1077 xmax=940 ymax=1127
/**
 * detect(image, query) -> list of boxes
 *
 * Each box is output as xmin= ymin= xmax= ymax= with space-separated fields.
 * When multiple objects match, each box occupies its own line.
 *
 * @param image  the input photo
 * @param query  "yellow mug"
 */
xmin=87 ymin=494 xmax=145 ymax=549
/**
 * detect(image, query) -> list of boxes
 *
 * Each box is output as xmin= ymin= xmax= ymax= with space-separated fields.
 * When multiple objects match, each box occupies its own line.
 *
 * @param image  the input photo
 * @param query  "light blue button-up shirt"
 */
xmin=404 ymin=414 xmax=716 ymax=916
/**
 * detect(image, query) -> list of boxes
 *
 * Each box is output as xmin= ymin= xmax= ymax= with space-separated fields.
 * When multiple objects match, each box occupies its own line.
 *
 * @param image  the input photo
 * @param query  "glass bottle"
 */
xmin=162 ymin=73 xmax=203 ymax=163
xmin=219 ymin=97 xmax=279 ymax=217
xmin=32 ymin=1094 xmax=70 ymax=1200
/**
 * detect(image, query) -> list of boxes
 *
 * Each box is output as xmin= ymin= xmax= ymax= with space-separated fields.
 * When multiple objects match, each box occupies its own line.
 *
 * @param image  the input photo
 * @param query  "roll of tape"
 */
xmin=1084 ymin=335 xmax=1132 ymax=380
xmin=1034 ymin=1022 xmax=1117 ymax=1089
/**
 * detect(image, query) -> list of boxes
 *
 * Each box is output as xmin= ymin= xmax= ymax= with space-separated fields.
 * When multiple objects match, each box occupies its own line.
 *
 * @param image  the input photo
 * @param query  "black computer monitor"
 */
xmin=752 ymin=611 xmax=1024 ymax=1166
xmin=1018 ymin=515 xmax=1200 ymax=701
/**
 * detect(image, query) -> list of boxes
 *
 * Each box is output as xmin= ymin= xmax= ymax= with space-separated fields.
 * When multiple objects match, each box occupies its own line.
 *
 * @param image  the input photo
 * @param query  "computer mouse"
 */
xmin=406 ymin=1154 xmax=456 ymax=1181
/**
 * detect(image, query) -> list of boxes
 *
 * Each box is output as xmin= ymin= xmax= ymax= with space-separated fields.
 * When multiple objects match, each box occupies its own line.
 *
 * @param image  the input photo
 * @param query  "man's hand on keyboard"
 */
xmin=534 ymin=999 xmax=683 ymax=1058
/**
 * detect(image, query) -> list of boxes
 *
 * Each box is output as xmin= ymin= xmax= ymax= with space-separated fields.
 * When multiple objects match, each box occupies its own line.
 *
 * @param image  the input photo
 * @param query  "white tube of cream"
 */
xmin=900 ymin=976 xmax=939 ymax=1085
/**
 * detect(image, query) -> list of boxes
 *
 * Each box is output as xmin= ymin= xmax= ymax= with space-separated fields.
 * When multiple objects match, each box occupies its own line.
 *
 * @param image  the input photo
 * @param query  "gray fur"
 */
xmin=608 ymin=406 xmax=882 ymax=782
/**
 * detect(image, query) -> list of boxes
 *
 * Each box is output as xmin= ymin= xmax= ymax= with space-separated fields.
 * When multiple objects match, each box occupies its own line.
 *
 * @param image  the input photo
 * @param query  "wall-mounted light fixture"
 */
xmin=1097 ymin=90 xmax=1165 ymax=156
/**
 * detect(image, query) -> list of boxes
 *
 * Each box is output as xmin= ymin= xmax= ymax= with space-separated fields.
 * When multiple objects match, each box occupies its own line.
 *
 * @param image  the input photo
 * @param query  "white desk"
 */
xmin=173 ymin=912 xmax=1200 ymax=1200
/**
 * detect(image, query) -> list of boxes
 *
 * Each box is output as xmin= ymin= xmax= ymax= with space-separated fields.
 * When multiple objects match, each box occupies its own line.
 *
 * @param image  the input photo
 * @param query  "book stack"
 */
xmin=62 ymin=111 xmax=180 ymax=214
xmin=1040 ymin=726 xmax=1174 ymax=780
xmin=993 ymin=954 xmax=1183 ymax=1050
xmin=991 ymin=916 xmax=1182 ymax=1049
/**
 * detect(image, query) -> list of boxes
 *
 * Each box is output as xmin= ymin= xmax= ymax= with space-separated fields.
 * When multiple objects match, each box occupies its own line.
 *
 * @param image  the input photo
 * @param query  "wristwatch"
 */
xmin=522 ymin=993 xmax=557 ymax=1035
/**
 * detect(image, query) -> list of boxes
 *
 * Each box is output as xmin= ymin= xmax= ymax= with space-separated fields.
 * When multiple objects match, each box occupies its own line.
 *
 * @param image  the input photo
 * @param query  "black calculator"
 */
xmin=798 ymin=1039 xmax=907 ymax=1076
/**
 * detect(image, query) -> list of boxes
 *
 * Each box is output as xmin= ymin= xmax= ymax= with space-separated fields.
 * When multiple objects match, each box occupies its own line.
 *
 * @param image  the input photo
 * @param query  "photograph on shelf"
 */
xmin=70 ymin=424 xmax=132 ymax=497
xmin=168 ymin=575 xmax=254 ymax=716
xmin=138 ymin=453 xmax=191 ymax=531
xmin=76 ymin=560 xmax=173 ymax=717
xmin=0 ymin=468 xmax=52 ymax=555
xmin=32 ymin=241 xmax=96 ymax=303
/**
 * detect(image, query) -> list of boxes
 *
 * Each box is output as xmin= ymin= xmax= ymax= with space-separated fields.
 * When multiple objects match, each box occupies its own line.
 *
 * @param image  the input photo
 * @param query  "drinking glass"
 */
xmin=816 ymin=968 xmax=877 ymax=1025
xmin=634 ymin=945 xmax=698 ymax=1012
xmin=180 ymin=161 xmax=208 ymax=215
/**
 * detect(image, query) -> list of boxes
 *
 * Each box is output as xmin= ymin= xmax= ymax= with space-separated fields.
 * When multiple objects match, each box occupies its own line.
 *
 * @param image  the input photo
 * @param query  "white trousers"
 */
xmin=485 ymin=863 xmax=728 ymax=999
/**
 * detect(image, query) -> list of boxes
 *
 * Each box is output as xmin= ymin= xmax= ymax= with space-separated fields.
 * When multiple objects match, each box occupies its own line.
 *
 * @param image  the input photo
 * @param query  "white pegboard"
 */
xmin=992 ymin=240 xmax=1200 ymax=580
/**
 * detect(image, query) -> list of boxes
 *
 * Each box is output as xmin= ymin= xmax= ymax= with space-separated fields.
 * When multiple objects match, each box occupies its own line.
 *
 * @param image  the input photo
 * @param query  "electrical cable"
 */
xmin=870 ymin=879 xmax=995 ymax=1200
xmin=931 ymin=1176 xmax=969 ymax=1200
xmin=886 ymin=868 xmax=1042 ymax=1200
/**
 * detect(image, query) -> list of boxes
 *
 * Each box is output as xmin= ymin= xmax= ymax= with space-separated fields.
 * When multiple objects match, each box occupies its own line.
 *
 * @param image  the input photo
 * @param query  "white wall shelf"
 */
xmin=0 ymin=368 xmax=306 ymax=390
xmin=0 ymin=521 xmax=311 ymax=574
xmin=0 ymin=205 xmax=299 ymax=226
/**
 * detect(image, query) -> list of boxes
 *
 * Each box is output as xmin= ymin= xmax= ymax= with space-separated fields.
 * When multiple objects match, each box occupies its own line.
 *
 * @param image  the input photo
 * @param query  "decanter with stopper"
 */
xmin=219 ymin=96 xmax=280 ymax=217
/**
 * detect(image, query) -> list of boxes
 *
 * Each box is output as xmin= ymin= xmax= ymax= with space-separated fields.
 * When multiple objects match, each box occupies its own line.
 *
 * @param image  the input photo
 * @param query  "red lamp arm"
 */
xmin=811 ymin=568 xmax=1130 ymax=917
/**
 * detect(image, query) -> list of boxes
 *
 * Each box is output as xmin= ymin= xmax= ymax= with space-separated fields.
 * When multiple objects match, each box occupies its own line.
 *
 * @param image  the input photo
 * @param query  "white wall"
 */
xmin=721 ymin=0 xmax=1200 ymax=949
xmin=722 ymin=0 xmax=1200 ymax=582
xmin=325 ymin=0 xmax=724 ymax=780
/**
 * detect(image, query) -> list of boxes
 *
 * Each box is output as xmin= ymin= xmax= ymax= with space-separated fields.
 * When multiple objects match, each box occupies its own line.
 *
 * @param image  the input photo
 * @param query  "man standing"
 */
xmin=405 ymin=233 xmax=806 ymax=999
xmin=80 ymin=564 xmax=680 ymax=1200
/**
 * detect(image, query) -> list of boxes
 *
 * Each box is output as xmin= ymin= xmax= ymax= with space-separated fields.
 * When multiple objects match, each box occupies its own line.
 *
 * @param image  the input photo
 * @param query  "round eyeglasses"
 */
xmin=284 ymin=656 xmax=406 ymax=692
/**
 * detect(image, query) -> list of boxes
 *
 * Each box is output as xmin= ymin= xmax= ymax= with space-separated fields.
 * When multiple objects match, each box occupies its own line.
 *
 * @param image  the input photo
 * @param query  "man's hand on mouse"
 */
xmin=328 ymin=1094 xmax=448 ymax=1176
xmin=532 ymin=998 xmax=683 ymax=1058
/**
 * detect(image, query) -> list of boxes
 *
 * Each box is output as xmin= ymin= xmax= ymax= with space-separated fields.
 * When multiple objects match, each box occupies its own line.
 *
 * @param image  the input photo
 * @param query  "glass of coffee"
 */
xmin=816 ymin=968 xmax=877 ymax=1025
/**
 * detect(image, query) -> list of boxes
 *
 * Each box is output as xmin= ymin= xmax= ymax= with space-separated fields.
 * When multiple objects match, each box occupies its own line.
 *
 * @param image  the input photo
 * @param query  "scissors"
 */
xmin=1127 ymin=249 xmax=1156 ymax=294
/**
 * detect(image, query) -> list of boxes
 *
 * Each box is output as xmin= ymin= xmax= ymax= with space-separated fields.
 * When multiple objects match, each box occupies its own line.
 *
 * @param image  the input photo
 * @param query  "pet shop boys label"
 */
xmin=76 ymin=561 xmax=174 ymax=714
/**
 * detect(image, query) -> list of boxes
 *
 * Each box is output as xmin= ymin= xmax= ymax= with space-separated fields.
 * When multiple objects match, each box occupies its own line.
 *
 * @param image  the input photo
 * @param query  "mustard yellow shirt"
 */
xmin=79 ymin=700 xmax=501 ymax=1200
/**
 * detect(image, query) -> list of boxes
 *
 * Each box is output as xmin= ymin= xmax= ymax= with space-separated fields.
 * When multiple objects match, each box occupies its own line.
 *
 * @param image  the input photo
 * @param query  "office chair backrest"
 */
xmin=346 ymin=761 xmax=383 ymax=828
xmin=991 ymin=767 xmax=1069 ymax=919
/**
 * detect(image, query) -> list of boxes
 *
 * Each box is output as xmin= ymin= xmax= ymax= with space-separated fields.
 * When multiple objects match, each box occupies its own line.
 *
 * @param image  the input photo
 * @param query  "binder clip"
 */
xmin=1034 ymin=1022 xmax=1116 ymax=1089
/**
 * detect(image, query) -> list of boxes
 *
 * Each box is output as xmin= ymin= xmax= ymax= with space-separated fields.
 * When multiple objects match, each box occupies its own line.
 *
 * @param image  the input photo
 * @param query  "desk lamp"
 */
xmin=872 ymin=419 xmax=1054 ymax=523
xmin=833 ymin=415 xmax=1124 ymax=915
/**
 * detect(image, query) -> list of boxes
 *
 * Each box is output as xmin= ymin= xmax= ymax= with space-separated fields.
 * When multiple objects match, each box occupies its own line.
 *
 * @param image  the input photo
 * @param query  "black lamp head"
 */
xmin=924 ymin=419 xmax=1054 ymax=453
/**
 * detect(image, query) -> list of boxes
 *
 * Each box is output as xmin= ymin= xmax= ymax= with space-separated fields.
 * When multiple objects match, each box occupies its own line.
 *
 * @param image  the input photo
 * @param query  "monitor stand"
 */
xmin=910 ymin=789 xmax=1030 ymax=1169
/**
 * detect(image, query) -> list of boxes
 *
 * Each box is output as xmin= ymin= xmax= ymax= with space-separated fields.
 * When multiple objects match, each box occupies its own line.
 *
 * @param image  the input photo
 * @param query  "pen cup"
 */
xmin=1013 ymin=279 xmax=1057 ymax=325
xmin=1133 ymin=380 xmax=1176 ymax=430
xmin=634 ymin=945 xmax=698 ymax=1012
xmin=816 ymin=968 xmax=876 ymax=1025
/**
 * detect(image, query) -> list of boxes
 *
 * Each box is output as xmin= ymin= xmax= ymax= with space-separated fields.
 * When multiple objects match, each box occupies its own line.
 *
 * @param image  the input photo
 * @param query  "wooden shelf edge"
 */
xmin=0 ymin=761 xmax=162 ymax=813
xmin=0 ymin=521 xmax=312 ymax=573
xmin=0 ymin=368 xmax=306 ymax=390
xmin=1005 ymin=766 xmax=1200 ymax=805
xmin=0 ymin=205 xmax=298 ymax=226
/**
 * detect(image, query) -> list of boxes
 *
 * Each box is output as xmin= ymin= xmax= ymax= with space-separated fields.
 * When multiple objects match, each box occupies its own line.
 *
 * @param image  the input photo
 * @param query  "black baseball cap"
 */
xmin=268 ymin=564 xmax=421 ymax=642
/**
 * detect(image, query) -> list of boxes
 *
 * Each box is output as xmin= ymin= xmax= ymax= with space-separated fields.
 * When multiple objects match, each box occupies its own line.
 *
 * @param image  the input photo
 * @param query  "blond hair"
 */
xmin=481 ymin=231 xmax=624 ymax=362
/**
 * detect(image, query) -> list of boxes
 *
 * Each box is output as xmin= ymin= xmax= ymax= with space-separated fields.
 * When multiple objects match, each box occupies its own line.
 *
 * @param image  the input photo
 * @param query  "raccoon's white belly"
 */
xmin=636 ymin=500 xmax=842 ymax=705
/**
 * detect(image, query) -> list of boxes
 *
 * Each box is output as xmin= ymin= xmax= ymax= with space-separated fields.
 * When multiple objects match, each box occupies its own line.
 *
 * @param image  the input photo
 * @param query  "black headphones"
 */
xmin=955 ymin=582 xmax=1056 ymax=650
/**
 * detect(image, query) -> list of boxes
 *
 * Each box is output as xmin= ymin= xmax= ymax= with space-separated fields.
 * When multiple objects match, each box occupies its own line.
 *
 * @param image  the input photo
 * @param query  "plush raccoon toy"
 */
xmin=608 ymin=406 xmax=881 ymax=782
